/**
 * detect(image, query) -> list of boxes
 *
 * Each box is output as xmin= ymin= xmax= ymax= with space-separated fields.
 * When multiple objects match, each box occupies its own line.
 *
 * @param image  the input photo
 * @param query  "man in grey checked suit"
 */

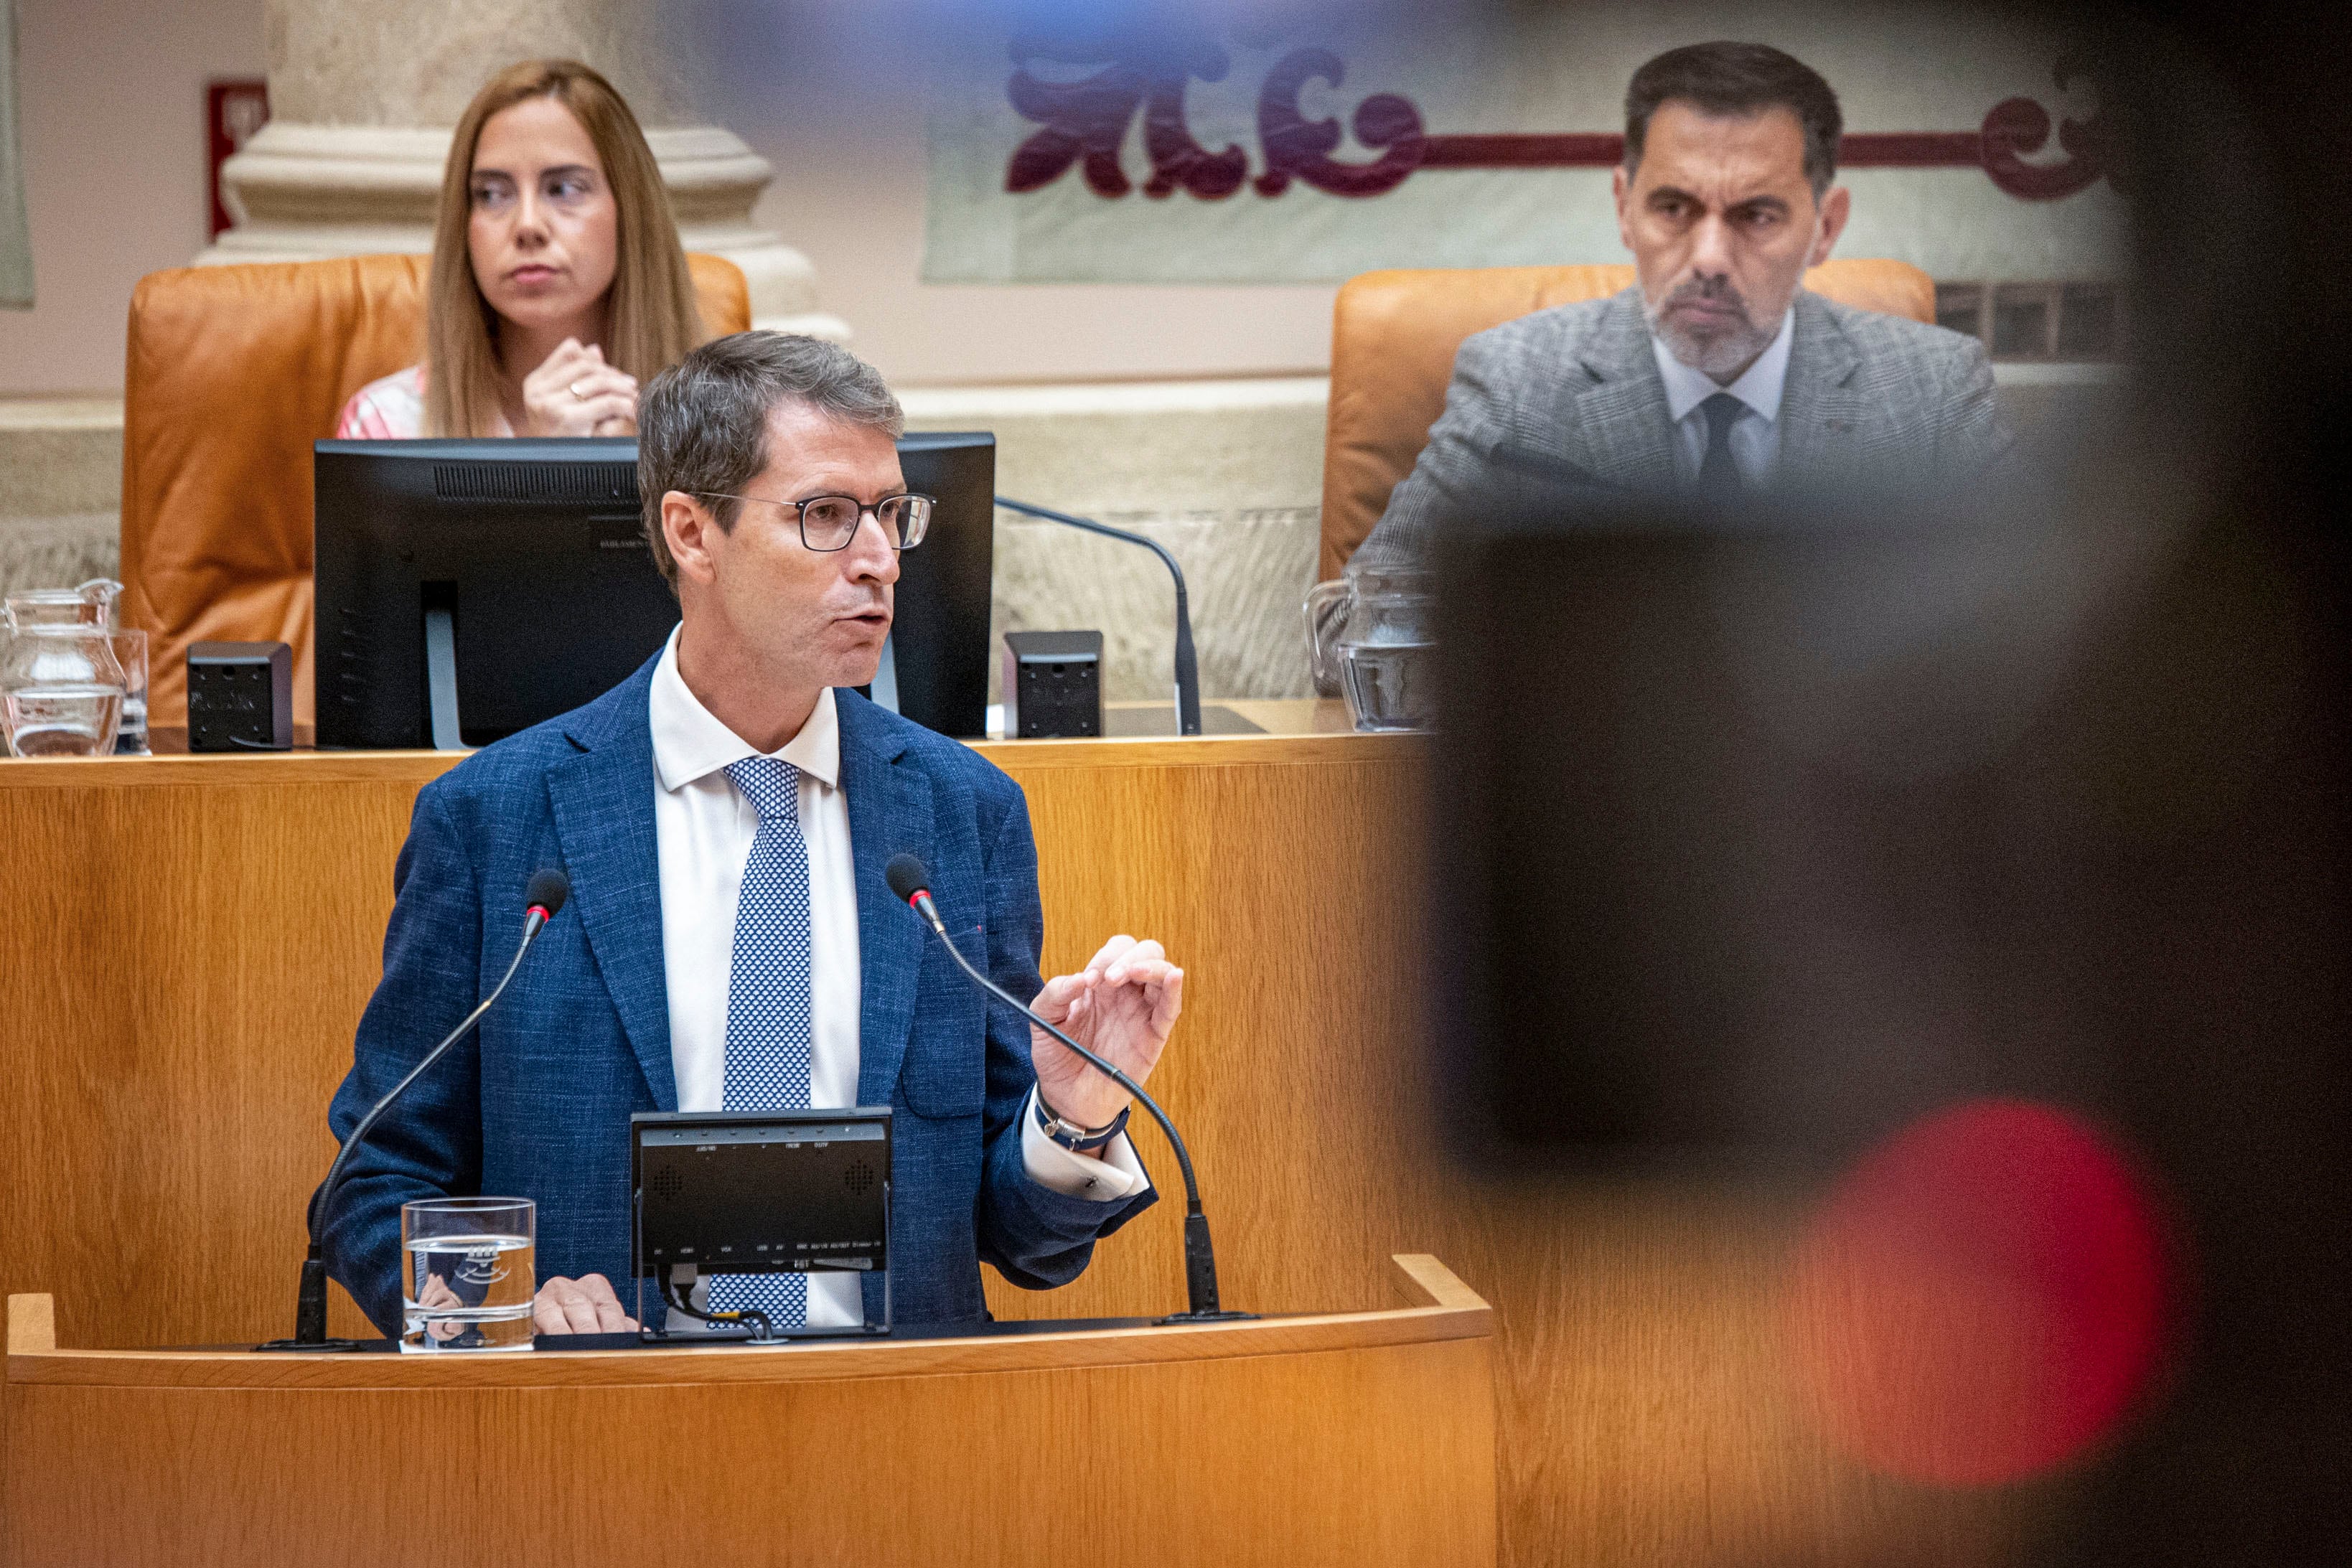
xmin=1357 ymin=41 xmax=2012 ymax=571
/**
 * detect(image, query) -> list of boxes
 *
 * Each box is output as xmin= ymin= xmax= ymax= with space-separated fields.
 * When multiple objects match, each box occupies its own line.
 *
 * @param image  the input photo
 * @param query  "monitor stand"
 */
xmin=424 ymin=601 xmax=467 ymax=752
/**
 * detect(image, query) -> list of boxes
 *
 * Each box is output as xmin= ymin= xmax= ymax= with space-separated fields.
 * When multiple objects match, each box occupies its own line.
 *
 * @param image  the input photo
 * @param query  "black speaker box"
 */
xmin=1003 ymin=630 xmax=1103 ymax=738
xmin=187 ymin=641 xmax=294 ymax=752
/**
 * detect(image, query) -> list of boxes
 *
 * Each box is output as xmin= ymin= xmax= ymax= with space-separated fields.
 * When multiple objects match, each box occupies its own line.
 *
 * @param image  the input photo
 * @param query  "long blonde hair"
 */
xmin=423 ymin=60 xmax=705 ymax=438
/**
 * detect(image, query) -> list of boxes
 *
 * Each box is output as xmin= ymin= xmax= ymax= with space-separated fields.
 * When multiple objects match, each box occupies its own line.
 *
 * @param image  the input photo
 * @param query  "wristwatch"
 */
xmin=1034 ymin=1092 xmax=1130 ymax=1154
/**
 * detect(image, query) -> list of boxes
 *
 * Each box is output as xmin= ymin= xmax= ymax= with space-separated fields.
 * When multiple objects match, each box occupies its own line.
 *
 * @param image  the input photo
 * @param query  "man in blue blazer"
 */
xmin=322 ymin=332 xmax=1181 ymax=1337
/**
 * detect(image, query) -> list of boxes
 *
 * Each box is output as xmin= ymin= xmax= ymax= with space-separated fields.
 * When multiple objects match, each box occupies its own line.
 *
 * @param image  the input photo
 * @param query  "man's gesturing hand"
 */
xmin=533 ymin=1272 xmax=639 ymax=1335
xmin=1028 ymin=934 xmax=1184 ymax=1132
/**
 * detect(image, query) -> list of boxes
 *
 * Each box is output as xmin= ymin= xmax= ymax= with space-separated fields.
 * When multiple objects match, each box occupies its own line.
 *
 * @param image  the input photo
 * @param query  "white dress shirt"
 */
xmin=1651 ymin=304 xmax=1796 ymax=487
xmin=647 ymin=628 xmax=1146 ymax=1329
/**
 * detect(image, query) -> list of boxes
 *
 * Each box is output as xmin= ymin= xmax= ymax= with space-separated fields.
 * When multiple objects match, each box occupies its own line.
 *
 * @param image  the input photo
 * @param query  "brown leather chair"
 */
xmin=1318 ymin=258 xmax=1938 ymax=579
xmin=119 ymin=253 xmax=752 ymax=729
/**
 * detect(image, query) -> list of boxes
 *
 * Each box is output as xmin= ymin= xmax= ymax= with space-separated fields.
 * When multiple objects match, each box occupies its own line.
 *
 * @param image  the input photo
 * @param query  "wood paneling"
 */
xmin=0 ymin=751 xmax=444 ymax=1350
xmin=0 ymin=737 xmax=2028 ymax=1567
xmin=3 ymin=1261 xmax=1496 ymax=1567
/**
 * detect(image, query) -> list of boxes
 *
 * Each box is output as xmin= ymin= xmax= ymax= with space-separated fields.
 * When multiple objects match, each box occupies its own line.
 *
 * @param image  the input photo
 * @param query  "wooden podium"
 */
xmin=4 ymin=1256 xmax=1494 ymax=1567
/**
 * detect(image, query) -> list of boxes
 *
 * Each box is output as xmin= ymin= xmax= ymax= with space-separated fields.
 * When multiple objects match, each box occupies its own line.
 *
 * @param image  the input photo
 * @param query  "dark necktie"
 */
xmin=1697 ymin=391 xmax=1745 ymax=497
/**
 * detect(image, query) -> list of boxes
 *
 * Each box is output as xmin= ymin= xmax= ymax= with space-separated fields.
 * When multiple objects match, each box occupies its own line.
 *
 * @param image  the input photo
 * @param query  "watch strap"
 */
xmin=1035 ymin=1092 xmax=1130 ymax=1154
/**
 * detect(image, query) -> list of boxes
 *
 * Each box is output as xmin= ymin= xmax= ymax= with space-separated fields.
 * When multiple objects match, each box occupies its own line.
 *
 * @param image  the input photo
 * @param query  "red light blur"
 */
xmin=1781 ymin=1099 xmax=2175 ymax=1487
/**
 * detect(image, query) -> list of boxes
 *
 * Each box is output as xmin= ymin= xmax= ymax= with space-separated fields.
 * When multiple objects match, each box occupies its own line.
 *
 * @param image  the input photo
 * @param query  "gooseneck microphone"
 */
xmin=260 ymin=869 xmax=571 ymax=1351
xmin=885 ymin=853 xmax=1248 ymax=1323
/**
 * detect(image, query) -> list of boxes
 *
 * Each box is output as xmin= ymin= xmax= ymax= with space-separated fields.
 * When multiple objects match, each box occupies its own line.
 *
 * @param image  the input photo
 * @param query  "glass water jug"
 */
xmin=4 ymin=576 xmax=121 ymax=631
xmin=2 ymin=580 xmax=127 ymax=756
xmin=1303 ymin=565 xmax=1438 ymax=733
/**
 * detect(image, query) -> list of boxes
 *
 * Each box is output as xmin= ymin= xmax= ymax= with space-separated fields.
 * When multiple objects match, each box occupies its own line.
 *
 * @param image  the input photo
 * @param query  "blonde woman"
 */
xmin=337 ymin=60 xmax=704 ymax=438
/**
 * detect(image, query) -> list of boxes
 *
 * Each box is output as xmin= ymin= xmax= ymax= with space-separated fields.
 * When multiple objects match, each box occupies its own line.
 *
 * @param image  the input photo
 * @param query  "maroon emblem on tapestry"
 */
xmin=1253 ymin=50 xmax=1424 ymax=197
xmin=1004 ymin=29 xmax=1247 ymax=199
xmin=1006 ymin=44 xmax=2117 ymax=204
xmin=1977 ymin=56 xmax=2122 ymax=200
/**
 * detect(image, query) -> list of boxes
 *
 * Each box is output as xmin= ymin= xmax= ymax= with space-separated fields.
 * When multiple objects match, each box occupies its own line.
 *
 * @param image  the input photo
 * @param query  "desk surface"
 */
xmin=7 ymin=1255 xmax=1486 ymax=1389
xmin=110 ymin=697 xmax=1359 ymax=761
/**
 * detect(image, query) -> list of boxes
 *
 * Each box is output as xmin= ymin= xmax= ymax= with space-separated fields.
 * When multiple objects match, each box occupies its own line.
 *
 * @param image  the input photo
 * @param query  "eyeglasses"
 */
xmin=695 ymin=492 xmax=934 ymax=552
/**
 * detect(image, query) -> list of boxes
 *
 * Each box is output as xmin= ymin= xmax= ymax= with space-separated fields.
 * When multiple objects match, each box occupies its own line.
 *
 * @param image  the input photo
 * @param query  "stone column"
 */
xmin=199 ymin=0 xmax=845 ymax=339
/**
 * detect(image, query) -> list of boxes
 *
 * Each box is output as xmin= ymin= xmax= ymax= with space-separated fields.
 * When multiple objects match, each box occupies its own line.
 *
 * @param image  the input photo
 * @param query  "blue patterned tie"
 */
xmin=707 ymin=755 xmax=812 ymax=1330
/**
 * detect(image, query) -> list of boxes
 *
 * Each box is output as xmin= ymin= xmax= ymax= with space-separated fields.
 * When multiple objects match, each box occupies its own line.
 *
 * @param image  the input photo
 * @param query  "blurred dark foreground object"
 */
xmin=1431 ymin=263 xmax=2347 ymax=1568
xmin=1430 ymin=492 xmax=2284 ymax=1172
xmin=1423 ymin=0 xmax=2352 ymax=1539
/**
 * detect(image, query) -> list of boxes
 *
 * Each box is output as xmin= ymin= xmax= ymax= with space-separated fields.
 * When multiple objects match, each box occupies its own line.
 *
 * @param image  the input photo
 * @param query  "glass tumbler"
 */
xmin=108 ymin=629 xmax=149 ymax=755
xmin=401 ymin=1196 xmax=537 ymax=1352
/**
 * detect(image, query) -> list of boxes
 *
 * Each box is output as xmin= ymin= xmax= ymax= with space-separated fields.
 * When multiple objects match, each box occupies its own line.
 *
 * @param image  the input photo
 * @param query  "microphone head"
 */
xmin=525 ymin=868 xmax=571 ymax=919
xmin=884 ymin=854 xmax=931 ymax=906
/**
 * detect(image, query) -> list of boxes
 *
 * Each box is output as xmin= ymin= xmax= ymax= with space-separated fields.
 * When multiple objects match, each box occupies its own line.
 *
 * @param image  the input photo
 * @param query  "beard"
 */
xmin=1642 ymin=275 xmax=1781 ymax=381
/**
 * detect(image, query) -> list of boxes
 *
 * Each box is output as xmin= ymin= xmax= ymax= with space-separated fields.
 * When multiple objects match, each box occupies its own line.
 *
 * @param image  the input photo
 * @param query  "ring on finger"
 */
xmin=568 ymin=380 xmax=589 ymax=400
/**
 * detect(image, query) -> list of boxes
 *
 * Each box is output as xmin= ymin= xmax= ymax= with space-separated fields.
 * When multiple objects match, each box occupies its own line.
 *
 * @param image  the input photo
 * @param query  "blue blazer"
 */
xmin=321 ymin=657 xmax=1155 ymax=1334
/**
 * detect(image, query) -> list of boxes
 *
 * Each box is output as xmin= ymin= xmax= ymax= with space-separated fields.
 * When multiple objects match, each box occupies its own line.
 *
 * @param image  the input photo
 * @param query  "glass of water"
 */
xmin=108 ymin=629 xmax=149 ymax=755
xmin=401 ymin=1196 xmax=536 ymax=1352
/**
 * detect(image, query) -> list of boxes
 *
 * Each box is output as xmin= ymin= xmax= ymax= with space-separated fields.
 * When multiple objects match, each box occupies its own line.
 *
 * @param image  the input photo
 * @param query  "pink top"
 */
xmin=335 ymin=365 xmax=425 ymax=438
xmin=334 ymin=365 xmax=512 ymax=438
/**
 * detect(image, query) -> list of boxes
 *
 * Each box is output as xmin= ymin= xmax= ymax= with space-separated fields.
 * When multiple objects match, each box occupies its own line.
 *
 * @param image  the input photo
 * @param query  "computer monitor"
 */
xmin=888 ymin=431 xmax=996 ymax=738
xmin=312 ymin=433 xmax=995 ymax=749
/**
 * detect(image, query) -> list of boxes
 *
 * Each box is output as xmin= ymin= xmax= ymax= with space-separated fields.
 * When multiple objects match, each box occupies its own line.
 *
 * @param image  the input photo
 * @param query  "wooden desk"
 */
xmin=0 ymin=726 xmax=2020 ymax=1567
xmin=3 ymin=1256 xmax=1496 ymax=1567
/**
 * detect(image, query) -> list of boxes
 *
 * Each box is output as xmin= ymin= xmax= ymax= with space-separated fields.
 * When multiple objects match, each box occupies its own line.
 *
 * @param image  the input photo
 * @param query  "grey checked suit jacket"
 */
xmin=1356 ymin=286 xmax=2012 ymax=571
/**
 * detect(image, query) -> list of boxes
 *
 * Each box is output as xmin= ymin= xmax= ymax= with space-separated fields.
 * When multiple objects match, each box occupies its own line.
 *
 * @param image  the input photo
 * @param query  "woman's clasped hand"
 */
xmin=518 ymin=338 xmax=639 ymax=437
